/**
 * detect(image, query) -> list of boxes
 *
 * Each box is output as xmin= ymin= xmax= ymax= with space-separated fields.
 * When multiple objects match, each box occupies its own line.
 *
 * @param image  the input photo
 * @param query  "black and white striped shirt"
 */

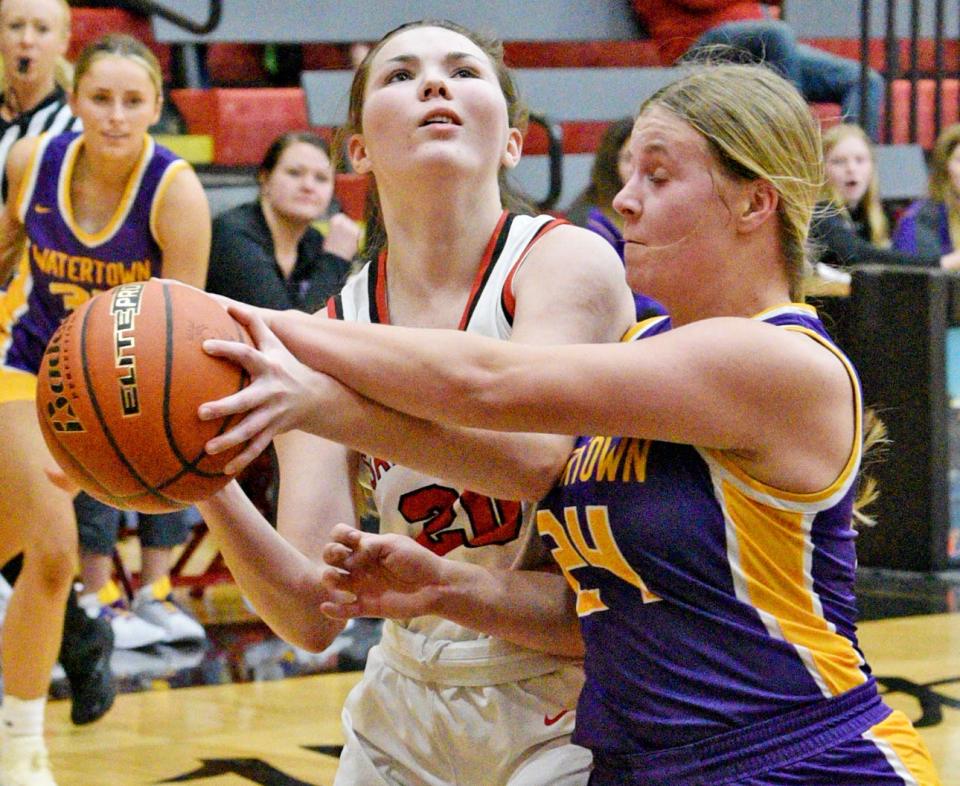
xmin=0 ymin=85 xmax=82 ymax=201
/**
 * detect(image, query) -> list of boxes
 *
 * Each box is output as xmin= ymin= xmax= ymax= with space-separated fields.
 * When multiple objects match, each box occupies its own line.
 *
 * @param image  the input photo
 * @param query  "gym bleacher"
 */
xmin=71 ymin=0 xmax=960 ymax=577
xmin=70 ymin=0 xmax=960 ymax=210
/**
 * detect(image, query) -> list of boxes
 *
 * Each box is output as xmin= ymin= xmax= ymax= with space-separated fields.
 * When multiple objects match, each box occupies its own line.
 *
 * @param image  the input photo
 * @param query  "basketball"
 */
xmin=35 ymin=279 xmax=251 ymax=513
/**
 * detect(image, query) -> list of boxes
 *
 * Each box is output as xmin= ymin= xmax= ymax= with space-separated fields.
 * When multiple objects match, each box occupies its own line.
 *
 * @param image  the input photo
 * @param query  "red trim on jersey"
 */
xmin=373 ymin=211 xmax=512 ymax=329
xmin=457 ymin=210 xmax=510 ymax=330
xmin=374 ymin=249 xmax=390 ymax=323
xmin=325 ymin=295 xmax=341 ymax=319
xmin=501 ymin=218 xmax=569 ymax=321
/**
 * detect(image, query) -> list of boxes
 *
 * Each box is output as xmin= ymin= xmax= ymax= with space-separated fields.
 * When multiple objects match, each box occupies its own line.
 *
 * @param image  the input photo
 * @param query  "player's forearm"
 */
xmin=198 ymin=482 xmax=345 ymax=651
xmin=271 ymin=311 xmax=508 ymax=427
xmin=299 ymin=386 xmax=568 ymax=501
xmin=434 ymin=560 xmax=584 ymax=657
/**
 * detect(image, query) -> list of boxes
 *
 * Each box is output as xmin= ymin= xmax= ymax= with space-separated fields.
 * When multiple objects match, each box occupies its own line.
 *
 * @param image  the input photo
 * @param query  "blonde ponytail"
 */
xmin=852 ymin=408 xmax=888 ymax=528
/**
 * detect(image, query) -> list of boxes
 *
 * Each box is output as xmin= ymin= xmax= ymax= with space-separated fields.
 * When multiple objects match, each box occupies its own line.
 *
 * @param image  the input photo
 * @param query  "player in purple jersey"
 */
xmin=0 ymin=0 xmax=121 ymax=736
xmin=200 ymin=63 xmax=940 ymax=784
xmin=0 ymin=34 xmax=208 ymax=786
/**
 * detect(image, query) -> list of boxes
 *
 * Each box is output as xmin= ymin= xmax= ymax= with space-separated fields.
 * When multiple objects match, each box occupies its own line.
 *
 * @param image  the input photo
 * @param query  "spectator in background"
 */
xmin=207 ymin=132 xmax=359 ymax=313
xmin=207 ymin=132 xmax=361 ymax=618
xmin=75 ymin=497 xmax=207 ymax=650
xmin=893 ymin=123 xmax=960 ymax=260
xmin=812 ymin=123 xmax=960 ymax=272
xmin=632 ymin=1 xmax=884 ymax=140
xmin=565 ymin=117 xmax=666 ymax=320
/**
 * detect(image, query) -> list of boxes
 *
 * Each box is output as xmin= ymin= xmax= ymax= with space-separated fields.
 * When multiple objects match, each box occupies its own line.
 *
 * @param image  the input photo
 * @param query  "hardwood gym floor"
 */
xmin=36 ymin=563 xmax=960 ymax=786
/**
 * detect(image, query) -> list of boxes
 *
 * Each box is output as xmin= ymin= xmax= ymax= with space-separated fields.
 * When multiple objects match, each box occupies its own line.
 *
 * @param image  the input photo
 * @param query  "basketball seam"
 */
xmin=155 ymin=282 xmax=240 ymax=487
xmin=79 ymin=285 xmax=188 ymax=508
xmin=40 ymin=325 xmax=181 ymax=510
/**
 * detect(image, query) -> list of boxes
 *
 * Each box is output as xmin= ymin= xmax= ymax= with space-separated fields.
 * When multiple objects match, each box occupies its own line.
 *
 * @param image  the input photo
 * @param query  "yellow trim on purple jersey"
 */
xmin=0 ymin=364 xmax=37 ymax=404
xmin=58 ymin=134 xmax=155 ymax=248
xmin=695 ymin=305 xmax=868 ymax=699
xmin=863 ymin=711 xmax=941 ymax=785
xmin=148 ymin=158 xmax=189 ymax=243
xmin=13 ymin=135 xmax=47 ymax=223
xmin=621 ymin=314 xmax=668 ymax=342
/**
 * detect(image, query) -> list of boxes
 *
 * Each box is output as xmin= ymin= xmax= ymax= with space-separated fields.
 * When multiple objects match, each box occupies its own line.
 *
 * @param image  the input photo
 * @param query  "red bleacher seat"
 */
xmin=810 ymin=102 xmax=843 ymax=132
xmin=204 ymin=43 xmax=268 ymax=86
xmin=334 ymin=173 xmax=368 ymax=222
xmin=69 ymin=8 xmax=172 ymax=83
xmin=170 ymin=88 xmax=318 ymax=166
xmin=205 ymin=43 xmax=355 ymax=86
xmin=804 ymin=38 xmax=960 ymax=75
xmin=503 ymin=40 xmax=662 ymax=68
xmin=888 ymin=78 xmax=960 ymax=148
xmin=524 ymin=120 xmax=612 ymax=156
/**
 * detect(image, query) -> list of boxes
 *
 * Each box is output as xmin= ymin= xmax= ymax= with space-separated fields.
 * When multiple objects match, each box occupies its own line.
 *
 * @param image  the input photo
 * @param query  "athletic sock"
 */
xmin=1 ymin=696 xmax=46 ymax=738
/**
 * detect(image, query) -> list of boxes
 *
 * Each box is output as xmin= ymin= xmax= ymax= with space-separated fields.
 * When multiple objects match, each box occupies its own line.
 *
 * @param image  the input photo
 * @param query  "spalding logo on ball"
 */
xmin=36 ymin=279 xmax=250 ymax=512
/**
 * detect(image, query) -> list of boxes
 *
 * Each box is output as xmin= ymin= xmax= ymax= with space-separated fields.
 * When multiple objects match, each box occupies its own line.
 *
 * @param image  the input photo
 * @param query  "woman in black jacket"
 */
xmin=207 ymin=132 xmax=360 ymax=312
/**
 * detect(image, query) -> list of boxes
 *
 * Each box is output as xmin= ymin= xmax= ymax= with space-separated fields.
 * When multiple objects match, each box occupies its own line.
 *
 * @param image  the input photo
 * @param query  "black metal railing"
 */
xmin=526 ymin=113 xmax=564 ymax=212
xmin=119 ymin=0 xmax=221 ymax=36
xmin=861 ymin=0 xmax=958 ymax=144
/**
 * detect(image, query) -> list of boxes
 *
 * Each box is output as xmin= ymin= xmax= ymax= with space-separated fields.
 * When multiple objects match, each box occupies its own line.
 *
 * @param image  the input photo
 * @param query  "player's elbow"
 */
xmin=502 ymin=439 xmax=570 ymax=502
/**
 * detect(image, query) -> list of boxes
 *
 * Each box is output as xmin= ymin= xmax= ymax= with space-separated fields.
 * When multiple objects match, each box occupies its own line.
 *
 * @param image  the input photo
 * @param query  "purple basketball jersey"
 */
xmin=1 ymin=131 xmax=185 ymax=374
xmin=537 ymin=306 xmax=873 ymax=756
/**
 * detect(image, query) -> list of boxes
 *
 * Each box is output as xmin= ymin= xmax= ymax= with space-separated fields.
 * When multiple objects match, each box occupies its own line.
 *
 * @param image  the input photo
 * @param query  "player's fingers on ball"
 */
xmin=203 ymin=338 xmax=267 ymax=372
xmin=211 ymin=407 xmax=275 ymax=452
xmin=199 ymin=385 xmax=268 ymax=421
xmin=223 ymin=438 xmax=270 ymax=476
xmin=223 ymin=300 xmax=255 ymax=321
xmin=238 ymin=310 xmax=280 ymax=348
xmin=205 ymin=425 xmax=244 ymax=456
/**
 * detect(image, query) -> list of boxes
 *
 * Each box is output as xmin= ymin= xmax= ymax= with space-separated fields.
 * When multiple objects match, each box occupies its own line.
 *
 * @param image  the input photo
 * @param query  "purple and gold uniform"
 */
xmin=537 ymin=305 xmax=940 ymax=785
xmin=0 ymin=130 xmax=186 ymax=397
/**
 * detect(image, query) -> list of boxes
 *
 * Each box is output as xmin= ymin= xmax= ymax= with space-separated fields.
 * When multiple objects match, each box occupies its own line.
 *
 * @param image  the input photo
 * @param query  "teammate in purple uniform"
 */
xmin=0 ymin=34 xmax=208 ymax=786
xmin=200 ymin=62 xmax=940 ymax=784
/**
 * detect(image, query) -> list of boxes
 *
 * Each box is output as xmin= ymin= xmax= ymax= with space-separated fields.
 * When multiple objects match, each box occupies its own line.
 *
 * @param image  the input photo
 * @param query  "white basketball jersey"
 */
xmin=329 ymin=211 xmax=564 ymax=649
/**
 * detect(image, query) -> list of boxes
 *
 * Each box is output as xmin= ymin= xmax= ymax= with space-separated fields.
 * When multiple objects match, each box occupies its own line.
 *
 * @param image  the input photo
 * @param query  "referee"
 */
xmin=0 ymin=0 xmax=81 ymax=200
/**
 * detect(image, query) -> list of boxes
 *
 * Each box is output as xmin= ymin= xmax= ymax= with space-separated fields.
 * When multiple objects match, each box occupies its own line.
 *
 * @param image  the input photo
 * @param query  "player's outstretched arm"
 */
xmin=201 ymin=226 xmax=637 ymax=500
xmin=320 ymin=524 xmax=584 ymax=657
xmin=197 ymin=430 xmax=358 ymax=652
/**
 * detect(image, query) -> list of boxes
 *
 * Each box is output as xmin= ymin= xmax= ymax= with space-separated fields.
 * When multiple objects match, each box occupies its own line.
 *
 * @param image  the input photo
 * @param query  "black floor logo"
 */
xmin=158 ymin=746 xmax=343 ymax=785
xmin=877 ymin=675 xmax=960 ymax=727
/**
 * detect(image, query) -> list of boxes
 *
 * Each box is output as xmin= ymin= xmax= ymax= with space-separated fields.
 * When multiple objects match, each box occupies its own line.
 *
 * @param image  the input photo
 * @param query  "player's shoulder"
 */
xmin=526 ymin=219 xmax=623 ymax=268
xmin=7 ymin=134 xmax=42 ymax=171
xmin=519 ymin=219 xmax=627 ymax=295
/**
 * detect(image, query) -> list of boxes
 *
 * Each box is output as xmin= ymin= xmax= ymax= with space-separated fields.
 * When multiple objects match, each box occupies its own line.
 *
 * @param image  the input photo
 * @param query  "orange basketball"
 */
xmin=35 ymin=279 xmax=251 ymax=513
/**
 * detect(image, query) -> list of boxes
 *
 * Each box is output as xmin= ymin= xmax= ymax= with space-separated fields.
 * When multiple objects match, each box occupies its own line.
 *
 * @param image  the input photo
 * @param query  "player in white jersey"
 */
xmin=195 ymin=19 xmax=634 ymax=786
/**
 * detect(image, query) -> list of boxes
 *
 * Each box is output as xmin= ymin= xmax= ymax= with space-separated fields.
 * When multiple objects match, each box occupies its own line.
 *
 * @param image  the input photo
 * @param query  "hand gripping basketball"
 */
xmin=35 ymin=279 xmax=252 ymax=512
